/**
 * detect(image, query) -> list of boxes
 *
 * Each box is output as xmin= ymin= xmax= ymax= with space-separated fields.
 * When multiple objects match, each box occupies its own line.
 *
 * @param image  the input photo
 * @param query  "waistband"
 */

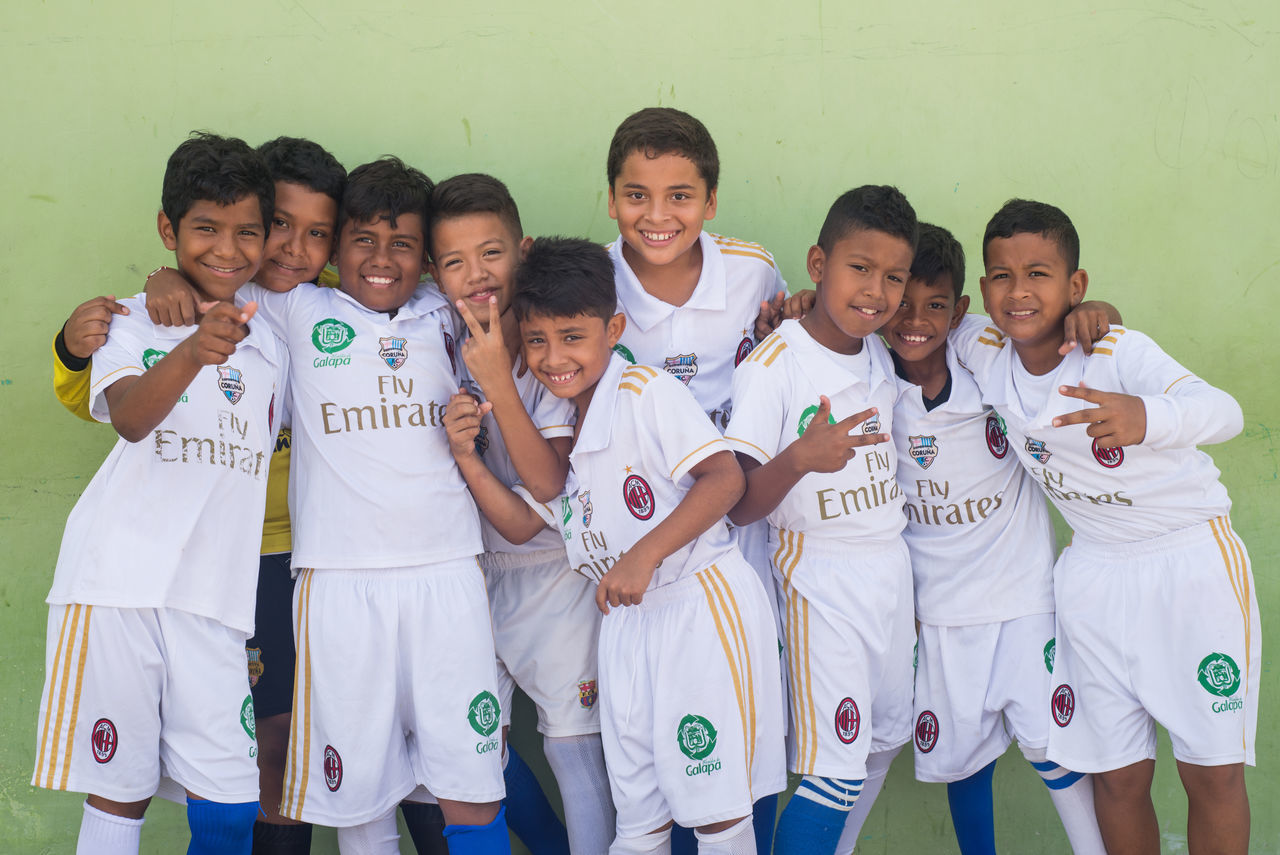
xmin=627 ymin=554 xmax=756 ymax=611
xmin=769 ymin=528 xmax=906 ymax=560
xmin=1067 ymin=516 xmax=1239 ymax=558
xmin=480 ymin=547 xmax=568 ymax=572
xmin=295 ymin=556 xmax=481 ymax=580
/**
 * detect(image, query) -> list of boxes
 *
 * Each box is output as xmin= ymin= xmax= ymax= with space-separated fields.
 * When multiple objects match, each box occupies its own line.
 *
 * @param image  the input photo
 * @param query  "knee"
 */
xmin=186 ymin=798 xmax=258 ymax=852
xmin=610 ymin=823 xmax=673 ymax=855
xmin=1178 ymin=762 xmax=1247 ymax=805
xmin=1096 ymin=761 xmax=1155 ymax=803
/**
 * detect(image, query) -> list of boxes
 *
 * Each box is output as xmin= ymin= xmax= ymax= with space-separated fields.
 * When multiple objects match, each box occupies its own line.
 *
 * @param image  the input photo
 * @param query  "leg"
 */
xmin=1176 ymin=761 xmax=1249 ymax=855
xmin=775 ymin=777 xmax=865 ymax=855
xmin=946 ymin=760 xmax=996 ymax=855
xmin=187 ymin=793 xmax=259 ymax=855
xmin=502 ymin=737 xmax=569 ymax=855
xmin=750 ymin=795 xmax=778 ymax=855
xmin=544 ymin=733 xmax=615 ymax=855
xmin=335 ymin=805 xmax=400 ymax=855
xmin=610 ymin=823 xmax=673 ymax=855
xmin=695 ymin=816 xmax=754 ymax=855
xmin=439 ymin=800 xmax=511 ymax=855
xmin=78 ymin=796 xmax=150 ymax=855
xmin=401 ymin=800 xmax=449 ymax=855
xmin=1019 ymin=745 xmax=1104 ymax=855
xmin=834 ymin=746 xmax=901 ymax=854
xmin=1093 ymin=760 xmax=1158 ymax=855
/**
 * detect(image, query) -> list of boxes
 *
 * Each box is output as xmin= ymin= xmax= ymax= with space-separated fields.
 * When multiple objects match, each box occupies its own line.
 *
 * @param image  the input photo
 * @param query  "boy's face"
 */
xmin=885 ymin=275 xmax=969 ymax=364
xmin=428 ymin=213 xmax=530 ymax=330
xmin=521 ymin=311 xmax=627 ymax=403
xmin=257 ymin=181 xmax=339 ymax=294
xmin=334 ymin=212 xmax=427 ymax=313
xmin=158 ymin=195 xmax=266 ymax=302
xmin=608 ymin=151 xmax=716 ymax=269
xmin=980 ymin=232 xmax=1087 ymax=350
xmin=804 ymin=228 xmax=914 ymax=352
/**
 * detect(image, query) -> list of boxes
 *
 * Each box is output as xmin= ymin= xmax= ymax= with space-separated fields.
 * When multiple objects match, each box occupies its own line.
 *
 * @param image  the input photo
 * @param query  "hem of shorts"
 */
xmin=1046 ymin=746 xmax=1156 ymax=775
xmin=869 ymin=734 xmax=913 ymax=755
xmin=538 ymin=722 xmax=603 ymax=738
xmin=914 ymin=739 xmax=1012 ymax=784
xmin=616 ymin=809 xmax=674 ymax=840
xmin=671 ymin=775 xmax=787 ymax=829
xmin=30 ymin=776 xmax=159 ymax=804
xmin=916 ymin=606 xmax=1055 ymax=627
xmin=1170 ymin=749 xmax=1256 ymax=767
xmin=289 ymin=782 xmax=415 ymax=827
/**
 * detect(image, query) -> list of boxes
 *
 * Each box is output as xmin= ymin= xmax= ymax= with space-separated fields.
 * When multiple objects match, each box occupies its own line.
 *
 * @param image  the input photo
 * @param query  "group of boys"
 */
xmin=36 ymin=106 xmax=1257 ymax=855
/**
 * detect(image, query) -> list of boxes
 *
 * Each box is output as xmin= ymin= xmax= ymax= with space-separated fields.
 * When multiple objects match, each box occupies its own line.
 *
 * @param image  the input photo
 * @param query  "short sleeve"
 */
xmin=640 ymin=373 xmax=731 ymax=485
xmin=724 ymin=349 xmax=787 ymax=464
xmin=88 ymin=297 xmax=151 ymax=423
xmin=529 ymin=385 xmax=575 ymax=439
xmin=512 ymin=484 xmax=560 ymax=530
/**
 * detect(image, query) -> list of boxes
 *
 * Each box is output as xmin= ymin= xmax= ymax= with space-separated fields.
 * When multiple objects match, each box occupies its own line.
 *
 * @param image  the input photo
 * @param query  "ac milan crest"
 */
xmin=915 ymin=710 xmax=939 ymax=753
xmin=443 ymin=330 xmax=457 ymax=374
xmin=834 ymin=697 xmax=860 ymax=744
xmin=1091 ymin=438 xmax=1124 ymax=468
xmin=1051 ymin=685 xmax=1075 ymax=727
xmin=734 ymin=336 xmax=754 ymax=367
xmin=985 ymin=414 xmax=1008 ymax=459
xmin=324 ymin=745 xmax=343 ymax=791
xmin=623 ymin=474 xmax=655 ymax=521
xmin=91 ymin=718 xmax=117 ymax=763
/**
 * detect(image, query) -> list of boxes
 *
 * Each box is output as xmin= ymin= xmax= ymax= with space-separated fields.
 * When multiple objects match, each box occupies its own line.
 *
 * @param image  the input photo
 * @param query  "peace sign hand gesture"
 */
xmin=1052 ymin=383 xmax=1147 ymax=449
xmin=455 ymin=295 xmax=513 ymax=394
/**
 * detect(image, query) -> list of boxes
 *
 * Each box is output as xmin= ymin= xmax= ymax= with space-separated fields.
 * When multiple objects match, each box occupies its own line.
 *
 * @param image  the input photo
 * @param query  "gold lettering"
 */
xmin=343 ymin=405 xmax=377 ymax=432
xmin=155 ymin=429 xmax=179 ymax=461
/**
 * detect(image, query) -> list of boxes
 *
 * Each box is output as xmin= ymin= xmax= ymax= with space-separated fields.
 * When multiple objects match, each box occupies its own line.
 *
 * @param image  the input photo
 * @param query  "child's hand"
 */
xmin=455 ymin=296 xmax=512 ymax=392
xmin=753 ymin=289 xmax=817 ymax=339
xmin=64 ymin=296 xmax=130 ymax=359
xmin=791 ymin=397 xmax=888 ymax=474
xmin=595 ymin=548 xmax=660 ymax=615
xmin=1052 ymin=382 xmax=1147 ymax=448
xmin=781 ymin=289 xmax=815 ymax=321
xmin=145 ymin=267 xmax=200 ymax=327
xmin=1060 ymin=301 xmax=1118 ymax=356
xmin=443 ymin=387 xmax=493 ymax=460
xmin=179 ymin=301 xmax=256 ymax=367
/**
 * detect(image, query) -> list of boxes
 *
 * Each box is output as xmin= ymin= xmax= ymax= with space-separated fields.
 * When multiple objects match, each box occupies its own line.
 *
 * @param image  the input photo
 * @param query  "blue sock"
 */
xmin=752 ymin=794 xmax=778 ymax=854
xmin=502 ymin=746 xmax=569 ymax=855
xmin=443 ymin=804 xmax=513 ymax=855
xmin=946 ymin=760 xmax=997 ymax=855
xmin=186 ymin=797 xmax=258 ymax=855
xmin=671 ymin=823 xmax=696 ymax=855
xmin=774 ymin=778 xmax=860 ymax=855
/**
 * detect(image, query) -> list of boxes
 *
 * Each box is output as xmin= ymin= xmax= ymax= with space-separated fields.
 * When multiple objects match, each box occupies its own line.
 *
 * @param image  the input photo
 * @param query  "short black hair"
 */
xmin=513 ymin=237 xmax=616 ymax=324
xmin=340 ymin=156 xmax=433 ymax=235
xmin=983 ymin=199 xmax=1080 ymax=272
xmin=910 ymin=223 xmax=966 ymax=300
xmin=161 ymin=131 xmax=274 ymax=232
xmin=257 ymin=136 xmax=346 ymax=207
xmin=817 ymin=185 xmax=919 ymax=254
xmin=429 ymin=173 xmax=523 ymax=259
xmin=607 ymin=108 xmax=719 ymax=191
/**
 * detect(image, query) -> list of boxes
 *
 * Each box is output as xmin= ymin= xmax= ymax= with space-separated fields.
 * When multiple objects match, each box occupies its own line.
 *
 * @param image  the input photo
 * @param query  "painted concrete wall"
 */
xmin=2 ymin=2 xmax=1275 ymax=851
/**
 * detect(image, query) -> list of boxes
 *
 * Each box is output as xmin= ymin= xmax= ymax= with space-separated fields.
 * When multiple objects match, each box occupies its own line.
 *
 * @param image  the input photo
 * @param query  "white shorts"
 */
xmin=1047 ymin=517 xmax=1259 ymax=773
xmin=598 ymin=557 xmax=785 ymax=837
xmin=282 ymin=560 xmax=506 ymax=826
xmin=773 ymin=531 xmax=915 ymax=780
xmin=483 ymin=548 xmax=602 ymax=737
xmin=33 ymin=605 xmax=258 ymax=803
xmin=912 ymin=613 xmax=1055 ymax=782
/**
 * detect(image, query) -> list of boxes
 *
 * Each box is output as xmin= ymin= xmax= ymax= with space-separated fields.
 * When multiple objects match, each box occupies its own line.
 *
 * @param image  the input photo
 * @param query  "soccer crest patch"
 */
xmin=1025 ymin=438 xmax=1052 ymax=464
xmin=663 ymin=353 xmax=698 ymax=385
xmin=734 ymin=336 xmax=754 ymax=367
xmin=578 ymin=680 xmax=597 ymax=709
xmin=246 ymin=647 xmax=264 ymax=687
xmin=915 ymin=710 xmax=939 ymax=753
xmin=1091 ymin=437 xmax=1124 ymax=468
xmin=835 ymin=697 xmax=860 ymax=744
xmin=985 ymin=414 xmax=1008 ymax=458
xmin=379 ymin=336 xmax=408 ymax=371
xmin=623 ymin=474 xmax=655 ymax=521
xmin=908 ymin=435 xmax=938 ymax=469
xmin=579 ymin=490 xmax=593 ymax=528
xmin=217 ymin=366 xmax=245 ymax=404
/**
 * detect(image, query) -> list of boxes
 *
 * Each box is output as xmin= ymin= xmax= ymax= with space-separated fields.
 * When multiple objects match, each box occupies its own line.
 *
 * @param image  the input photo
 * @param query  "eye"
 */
xmin=442 ymin=258 xmax=461 ymax=269
xmin=928 ymin=301 xmax=946 ymax=310
xmin=898 ymin=298 xmax=908 ymax=308
xmin=849 ymin=264 xmax=867 ymax=272
xmin=525 ymin=335 xmax=545 ymax=345
xmin=392 ymin=239 xmax=411 ymax=249
xmin=887 ymin=274 xmax=904 ymax=284
xmin=309 ymin=229 xmax=329 ymax=239
xmin=273 ymin=218 xmax=288 ymax=229
xmin=990 ymin=272 xmax=1008 ymax=280
xmin=671 ymin=192 xmax=690 ymax=202
xmin=483 ymin=248 xmax=503 ymax=258
xmin=356 ymin=236 xmax=374 ymax=245
xmin=240 ymin=228 xmax=263 ymax=238
xmin=626 ymin=191 xmax=645 ymax=202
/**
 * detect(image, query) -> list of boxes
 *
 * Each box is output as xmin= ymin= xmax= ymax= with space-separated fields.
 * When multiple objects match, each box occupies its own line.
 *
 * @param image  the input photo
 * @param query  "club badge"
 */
xmin=217 ymin=366 xmax=245 ymax=404
xmin=379 ymin=336 xmax=408 ymax=371
xmin=908 ymin=435 xmax=938 ymax=469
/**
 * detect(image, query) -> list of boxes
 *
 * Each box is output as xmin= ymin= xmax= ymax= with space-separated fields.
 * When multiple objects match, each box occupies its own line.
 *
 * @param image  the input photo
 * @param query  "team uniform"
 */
xmin=249 ymin=282 xmax=505 ymax=825
xmin=551 ymin=355 xmax=785 ymax=838
xmin=951 ymin=318 xmax=1257 ymax=772
xmin=726 ymin=320 xmax=915 ymax=782
xmin=891 ymin=343 xmax=1057 ymax=781
xmin=34 ymin=292 xmax=287 ymax=803
xmin=465 ymin=358 xmax=600 ymax=738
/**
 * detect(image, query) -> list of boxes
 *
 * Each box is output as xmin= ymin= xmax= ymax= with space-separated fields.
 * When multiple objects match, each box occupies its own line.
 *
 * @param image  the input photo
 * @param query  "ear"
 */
xmin=426 ymin=260 xmax=438 ymax=283
xmin=606 ymin=312 xmax=627 ymax=347
xmin=703 ymin=187 xmax=718 ymax=222
xmin=519 ymin=235 xmax=534 ymax=259
xmin=158 ymin=210 xmax=178 ymax=251
xmin=606 ymin=185 xmax=618 ymax=221
xmin=805 ymin=244 xmax=826 ymax=286
xmin=1069 ymin=269 xmax=1089 ymax=305
xmin=978 ymin=275 xmax=991 ymax=316
xmin=951 ymin=294 xmax=970 ymax=329
xmin=330 ymin=233 xmax=342 ymax=267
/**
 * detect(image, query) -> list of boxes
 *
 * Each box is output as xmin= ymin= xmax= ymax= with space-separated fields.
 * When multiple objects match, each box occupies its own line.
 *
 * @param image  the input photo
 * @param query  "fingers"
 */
xmin=814 ymin=395 xmax=832 ymax=424
xmin=105 ymin=296 xmax=130 ymax=316
xmin=835 ymin=405 xmax=877 ymax=430
xmin=454 ymin=299 xmax=485 ymax=340
xmin=485 ymin=295 xmax=501 ymax=339
xmin=1056 ymin=384 xmax=1102 ymax=402
xmin=1051 ymin=408 xmax=1101 ymax=428
xmin=595 ymin=583 xmax=610 ymax=616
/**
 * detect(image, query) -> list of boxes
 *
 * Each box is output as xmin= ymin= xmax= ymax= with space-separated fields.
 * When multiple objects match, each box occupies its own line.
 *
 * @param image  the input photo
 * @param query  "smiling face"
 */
xmin=802 ymin=228 xmax=915 ymax=354
xmin=980 ymin=231 xmax=1088 ymax=366
xmin=885 ymin=274 xmax=969 ymax=366
xmin=334 ymin=212 xmax=427 ymax=313
xmin=429 ymin=212 xmax=529 ymax=331
xmin=608 ymin=151 xmax=716 ymax=274
xmin=158 ymin=195 xmax=266 ymax=302
xmin=521 ymin=311 xmax=627 ymax=412
xmin=255 ymin=181 xmax=339 ymax=293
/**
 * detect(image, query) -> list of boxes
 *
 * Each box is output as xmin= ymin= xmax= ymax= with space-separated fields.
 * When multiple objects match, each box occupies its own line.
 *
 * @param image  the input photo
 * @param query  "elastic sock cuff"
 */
xmin=55 ymin=327 xmax=90 ymax=371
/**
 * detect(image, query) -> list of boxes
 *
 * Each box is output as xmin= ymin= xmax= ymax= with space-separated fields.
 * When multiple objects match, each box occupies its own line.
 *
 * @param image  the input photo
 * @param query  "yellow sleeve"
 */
xmin=53 ymin=335 xmax=96 ymax=422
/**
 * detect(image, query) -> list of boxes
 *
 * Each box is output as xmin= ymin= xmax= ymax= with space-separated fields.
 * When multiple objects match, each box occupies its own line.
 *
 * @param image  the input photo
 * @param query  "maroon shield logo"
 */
xmin=1052 ymin=685 xmax=1076 ymax=727
xmin=985 ymin=415 xmax=1008 ymax=459
xmin=1091 ymin=438 xmax=1124 ymax=468
xmin=91 ymin=718 xmax=117 ymax=763
xmin=323 ymin=745 xmax=343 ymax=791
xmin=915 ymin=711 xmax=939 ymax=753
xmin=834 ymin=697 xmax=860 ymax=744
xmin=623 ymin=474 xmax=655 ymax=521
xmin=734 ymin=336 xmax=754 ymax=367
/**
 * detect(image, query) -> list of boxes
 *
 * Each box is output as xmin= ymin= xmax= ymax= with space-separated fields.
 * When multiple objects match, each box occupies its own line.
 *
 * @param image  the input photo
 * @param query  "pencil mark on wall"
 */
xmin=462 ymin=118 xmax=472 ymax=147
xmin=28 ymin=195 xmax=56 ymax=203
xmin=1153 ymin=75 xmax=1209 ymax=169
xmin=1242 ymin=258 xmax=1280 ymax=299
xmin=291 ymin=1 xmax=328 ymax=33
xmin=1224 ymin=112 xmax=1271 ymax=179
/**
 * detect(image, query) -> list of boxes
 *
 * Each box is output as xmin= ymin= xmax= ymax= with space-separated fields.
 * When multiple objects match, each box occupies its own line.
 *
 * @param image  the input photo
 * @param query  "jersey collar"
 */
xmin=983 ymin=342 xmax=1086 ymax=429
xmin=892 ymin=342 xmax=984 ymax=415
xmin=325 ymin=282 xmax=448 ymax=321
xmin=777 ymin=319 xmax=894 ymax=398
xmin=570 ymin=353 xmax=629 ymax=459
xmin=609 ymin=231 xmax=726 ymax=332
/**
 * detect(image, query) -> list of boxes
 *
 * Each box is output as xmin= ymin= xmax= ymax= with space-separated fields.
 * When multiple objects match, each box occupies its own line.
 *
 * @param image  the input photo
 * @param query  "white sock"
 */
xmin=77 ymin=802 xmax=144 ymax=855
xmin=835 ymin=745 xmax=902 ymax=854
xmin=544 ymin=733 xmax=616 ymax=855
xmin=336 ymin=806 xmax=401 ymax=855
xmin=1019 ymin=744 xmax=1106 ymax=855
xmin=610 ymin=825 xmax=671 ymax=855
xmin=695 ymin=817 xmax=754 ymax=855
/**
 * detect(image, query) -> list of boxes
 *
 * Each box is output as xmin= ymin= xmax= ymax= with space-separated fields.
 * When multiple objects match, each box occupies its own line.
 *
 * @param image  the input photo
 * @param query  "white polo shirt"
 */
xmin=892 ymin=342 xmax=1055 ymax=625
xmin=558 ymin=355 xmax=738 ymax=589
xmin=48 ymin=292 xmax=288 ymax=634
xmin=609 ymin=231 xmax=785 ymax=431
xmin=951 ymin=317 xmax=1242 ymax=544
xmin=724 ymin=320 xmax=904 ymax=544
xmin=249 ymin=282 xmax=483 ymax=569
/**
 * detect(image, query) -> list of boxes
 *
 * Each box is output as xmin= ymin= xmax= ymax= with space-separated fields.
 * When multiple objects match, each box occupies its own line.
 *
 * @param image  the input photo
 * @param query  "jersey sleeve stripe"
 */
xmin=59 ymin=606 xmax=93 ymax=790
xmin=619 ymin=382 xmax=646 ymax=396
xmin=538 ymin=424 xmax=574 ymax=434
xmin=698 ymin=569 xmax=753 ymax=781
xmin=726 ymin=436 xmax=773 ymax=462
xmin=744 ymin=336 xmax=779 ymax=365
xmin=1163 ymin=374 xmax=1194 ymax=394
xmin=719 ymin=248 xmax=779 ymax=268
xmin=631 ymin=365 xmax=659 ymax=379
xmin=1091 ymin=347 xmax=1113 ymax=356
xmin=670 ymin=438 xmax=728 ymax=479
xmin=978 ymin=336 xmax=1006 ymax=349
xmin=983 ymin=326 xmax=1006 ymax=340
xmin=763 ymin=341 xmax=789 ymax=366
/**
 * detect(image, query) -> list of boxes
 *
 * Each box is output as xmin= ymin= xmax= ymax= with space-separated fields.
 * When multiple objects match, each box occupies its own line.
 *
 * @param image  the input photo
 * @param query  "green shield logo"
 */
xmin=676 ymin=714 xmax=718 ymax=760
xmin=612 ymin=343 xmax=636 ymax=364
xmin=467 ymin=691 xmax=501 ymax=737
xmin=1197 ymin=653 xmax=1241 ymax=697
xmin=142 ymin=348 xmax=168 ymax=370
xmin=312 ymin=318 xmax=357 ymax=354
xmin=1044 ymin=638 xmax=1056 ymax=674
xmin=797 ymin=404 xmax=836 ymax=436
xmin=240 ymin=695 xmax=256 ymax=740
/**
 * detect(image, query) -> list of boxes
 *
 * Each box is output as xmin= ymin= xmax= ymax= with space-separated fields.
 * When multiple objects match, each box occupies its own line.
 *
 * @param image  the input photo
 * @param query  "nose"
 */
xmin=214 ymin=228 xmax=239 ymax=261
xmin=370 ymin=240 xmax=392 ymax=267
xmin=283 ymin=228 xmax=305 ymax=258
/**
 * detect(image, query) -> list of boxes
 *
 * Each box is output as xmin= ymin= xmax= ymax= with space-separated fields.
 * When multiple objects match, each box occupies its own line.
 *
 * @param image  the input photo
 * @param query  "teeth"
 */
xmin=641 ymin=230 xmax=677 ymax=241
xmin=900 ymin=334 xmax=929 ymax=343
xmin=1008 ymin=309 xmax=1035 ymax=317
xmin=547 ymin=370 xmax=577 ymax=384
xmin=208 ymin=265 xmax=239 ymax=273
xmin=366 ymin=276 xmax=395 ymax=286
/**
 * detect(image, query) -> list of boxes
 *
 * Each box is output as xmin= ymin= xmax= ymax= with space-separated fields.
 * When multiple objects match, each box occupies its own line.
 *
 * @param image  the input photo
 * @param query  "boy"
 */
xmin=53 ymin=135 xmax=348 ymax=855
xmin=431 ymin=173 xmax=614 ymax=854
xmin=950 ymin=199 xmax=1256 ymax=855
xmin=469 ymin=236 xmax=785 ymax=854
xmin=877 ymin=223 xmax=1105 ymax=855
xmin=243 ymin=156 xmax=515 ymax=854
xmin=724 ymin=186 xmax=917 ymax=855
xmin=33 ymin=132 xmax=286 ymax=854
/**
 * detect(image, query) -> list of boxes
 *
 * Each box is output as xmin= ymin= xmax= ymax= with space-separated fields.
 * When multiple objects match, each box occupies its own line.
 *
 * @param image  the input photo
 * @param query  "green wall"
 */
xmin=2 ymin=2 xmax=1276 ymax=851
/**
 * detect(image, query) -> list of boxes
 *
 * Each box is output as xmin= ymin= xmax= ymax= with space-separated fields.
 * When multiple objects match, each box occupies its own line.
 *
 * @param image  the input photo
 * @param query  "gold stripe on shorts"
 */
xmin=60 ymin=606 xmax=93 ymax=790
xmin=284 ymin=569 xmax=314 ymax=816
xmin=698 ymin=566 xmax=752 ymax=781
xmin=1209 ymin=516 xmax=1252 ymax=750
xmin=38 ymin=605 xmax=92 ymax=790
xmin=709 ymin=565 xmax=758 ymax=776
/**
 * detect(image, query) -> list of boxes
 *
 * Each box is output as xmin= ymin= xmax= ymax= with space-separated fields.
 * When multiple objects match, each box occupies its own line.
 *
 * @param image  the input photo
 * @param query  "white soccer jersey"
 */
xmin=465 ymin=358 xmax=575 ymax=555
xmin=725 ymin=320 xmax=905 ymax=542
xmin=950 ymin=317 xmax=1242 ymax=544
xmin=559 ymin=355 xmax=739 ymax=589
xmin=47 ymin=292 xmax=287 ymax=634
xmin=248 ymin=282 xmax=482 ymax=568
xmin=892 ymin=342 xmax=1055 ymax=625
xmin=609 ymin=231 xmax=785 ymax=431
